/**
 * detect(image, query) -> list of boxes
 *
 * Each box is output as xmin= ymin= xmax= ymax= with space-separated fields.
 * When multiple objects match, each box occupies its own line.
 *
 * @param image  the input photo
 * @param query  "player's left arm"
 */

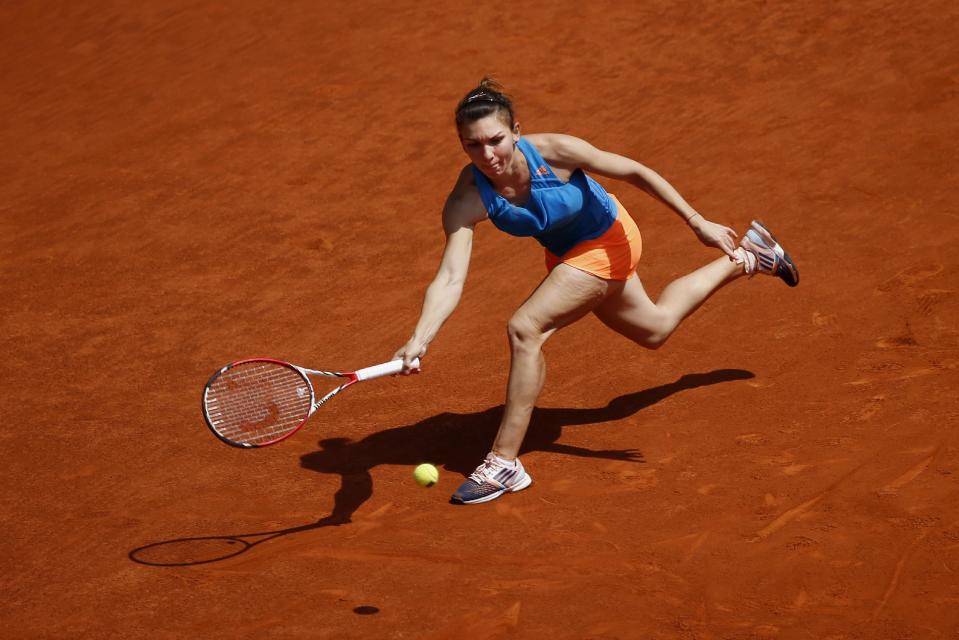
xmin=530 ymin=133 xmax=739 ymax=259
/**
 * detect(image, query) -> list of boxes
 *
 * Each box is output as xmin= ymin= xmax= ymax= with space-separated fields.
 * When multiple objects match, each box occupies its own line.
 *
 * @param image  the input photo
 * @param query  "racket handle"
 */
xmin=355 ymin=357 xmax=420 ymax=381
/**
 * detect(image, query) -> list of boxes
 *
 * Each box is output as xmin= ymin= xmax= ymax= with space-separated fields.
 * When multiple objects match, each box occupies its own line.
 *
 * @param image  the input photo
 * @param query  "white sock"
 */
xmin=735 ymin=247 xmax=757 ymax=275
xmin=489 ymin=452 xmax=516 ymax=466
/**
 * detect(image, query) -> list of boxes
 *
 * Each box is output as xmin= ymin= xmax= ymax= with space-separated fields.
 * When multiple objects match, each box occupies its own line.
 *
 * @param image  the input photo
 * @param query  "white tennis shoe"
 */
xmin=738 ymin=220 xmax=799 ymax=287
xmin=450 ymin=452 xmax=533 ymax=505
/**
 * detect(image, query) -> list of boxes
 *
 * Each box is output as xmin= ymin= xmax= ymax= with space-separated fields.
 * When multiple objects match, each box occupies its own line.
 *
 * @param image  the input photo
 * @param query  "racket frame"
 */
xmin=202 ymin=357 xmax=416 ymax=449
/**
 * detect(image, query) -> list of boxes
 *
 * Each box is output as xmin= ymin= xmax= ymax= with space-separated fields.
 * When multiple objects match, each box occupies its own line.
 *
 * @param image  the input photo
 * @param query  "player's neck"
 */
xmin=489 ymin=148 xmax=529 ymax=191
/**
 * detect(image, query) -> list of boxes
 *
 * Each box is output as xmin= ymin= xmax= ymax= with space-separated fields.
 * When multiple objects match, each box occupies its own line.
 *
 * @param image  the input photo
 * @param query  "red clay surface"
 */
xmin=3 ymin=1 xmax=958 ymax=638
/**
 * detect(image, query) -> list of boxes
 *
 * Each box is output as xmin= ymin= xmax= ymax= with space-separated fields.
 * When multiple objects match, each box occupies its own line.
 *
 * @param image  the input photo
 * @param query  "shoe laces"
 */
xmin=734 ymin=246 xmax=758 ymax=276
xmin=740 ymin=233 xmax=777 ymax=276
xmin=469 ymin=454 xmax=509 ymax=484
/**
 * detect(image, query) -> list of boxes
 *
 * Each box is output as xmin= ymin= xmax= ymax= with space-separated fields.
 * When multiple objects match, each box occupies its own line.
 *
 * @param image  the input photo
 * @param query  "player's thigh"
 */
xmin=512 ymin=264 xmax=623 ymax=339
xmin=592 ymin=272 xmax=668 ymax=340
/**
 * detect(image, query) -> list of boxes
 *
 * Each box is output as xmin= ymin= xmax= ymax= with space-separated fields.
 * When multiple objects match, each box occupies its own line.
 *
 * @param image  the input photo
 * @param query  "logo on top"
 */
xmin=535 ymin=165 xmax=549 ymax=176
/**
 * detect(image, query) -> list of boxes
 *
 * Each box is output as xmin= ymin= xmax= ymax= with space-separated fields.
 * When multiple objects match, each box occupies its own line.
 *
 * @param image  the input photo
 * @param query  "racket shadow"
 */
xmin=300 ymin=368 xmax=754 ymax=522
xmin=128 ymin=368 xmax=751 ymax=567
xmin=128 ymin=521 xmax=337 ymax=567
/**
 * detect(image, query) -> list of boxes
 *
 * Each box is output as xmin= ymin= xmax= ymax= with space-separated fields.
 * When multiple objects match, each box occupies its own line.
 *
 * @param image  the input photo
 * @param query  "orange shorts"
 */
xmin=544 ymin=194 xmax=642 ymax=281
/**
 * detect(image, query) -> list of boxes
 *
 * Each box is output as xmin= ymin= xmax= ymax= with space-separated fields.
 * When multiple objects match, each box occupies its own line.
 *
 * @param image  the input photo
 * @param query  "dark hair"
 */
xmin=454 ymin=78 xmax=515 ymax=130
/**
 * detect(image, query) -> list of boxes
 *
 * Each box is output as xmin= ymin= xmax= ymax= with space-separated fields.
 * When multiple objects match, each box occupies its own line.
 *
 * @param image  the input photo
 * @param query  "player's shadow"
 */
xmin=301 ymin=368 xmax=753 ymax=524
xmin=128 ymin=368 xmax=752 ymax=566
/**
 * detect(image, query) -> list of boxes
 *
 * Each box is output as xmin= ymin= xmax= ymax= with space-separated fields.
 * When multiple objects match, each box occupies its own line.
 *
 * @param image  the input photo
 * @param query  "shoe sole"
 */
xmin=450 ymin=474 xmax=533 ymax=505
xmin=750 ymin=220 xmax=799 ymax=287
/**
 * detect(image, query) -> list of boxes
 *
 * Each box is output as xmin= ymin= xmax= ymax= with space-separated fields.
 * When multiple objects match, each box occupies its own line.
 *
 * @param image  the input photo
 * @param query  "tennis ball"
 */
xmin=413 ymin=463 xmax=439 ymax=488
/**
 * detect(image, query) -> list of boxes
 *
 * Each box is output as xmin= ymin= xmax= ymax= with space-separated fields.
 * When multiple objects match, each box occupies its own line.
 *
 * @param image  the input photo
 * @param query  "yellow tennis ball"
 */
xmin=413 ymin=463 xmax=439 ymax=488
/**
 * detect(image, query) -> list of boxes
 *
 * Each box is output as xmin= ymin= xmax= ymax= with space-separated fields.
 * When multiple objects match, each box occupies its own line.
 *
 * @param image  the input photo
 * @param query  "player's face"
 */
xmin=459 ymin=113 xmax=520 ymax=178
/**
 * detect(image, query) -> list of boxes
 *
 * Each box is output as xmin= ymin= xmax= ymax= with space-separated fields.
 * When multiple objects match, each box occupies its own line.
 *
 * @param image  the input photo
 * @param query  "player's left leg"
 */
xmin=593 ymin=256 xmax=743 ymax=349
xmin=594 ymin=219 xmax=799 ymax=348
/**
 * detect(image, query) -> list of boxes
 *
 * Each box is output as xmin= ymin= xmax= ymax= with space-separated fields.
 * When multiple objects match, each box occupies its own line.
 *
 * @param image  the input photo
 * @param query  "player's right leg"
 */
xmin=450 ymin=263 xmax=619 ymax=505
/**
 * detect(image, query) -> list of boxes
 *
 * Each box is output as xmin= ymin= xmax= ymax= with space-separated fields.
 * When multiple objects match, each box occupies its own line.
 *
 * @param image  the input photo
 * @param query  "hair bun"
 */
xmin=455 ymin=77 xmax=515 ymax=128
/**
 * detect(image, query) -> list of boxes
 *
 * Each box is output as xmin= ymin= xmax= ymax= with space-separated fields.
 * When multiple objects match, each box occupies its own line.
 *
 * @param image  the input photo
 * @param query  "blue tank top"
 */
xmin=470 ymin=137 xmax=616 ymax=256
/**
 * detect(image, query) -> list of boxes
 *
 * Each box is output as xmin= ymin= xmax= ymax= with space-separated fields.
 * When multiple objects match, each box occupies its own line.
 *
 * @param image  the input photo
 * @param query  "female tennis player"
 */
xmin=394 ymin=79 xmax=798 ymax=505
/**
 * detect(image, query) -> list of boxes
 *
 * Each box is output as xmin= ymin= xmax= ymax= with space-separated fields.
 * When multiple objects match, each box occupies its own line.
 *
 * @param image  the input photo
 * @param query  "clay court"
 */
xmin=3 ymin=1 xmax=958 ymax=638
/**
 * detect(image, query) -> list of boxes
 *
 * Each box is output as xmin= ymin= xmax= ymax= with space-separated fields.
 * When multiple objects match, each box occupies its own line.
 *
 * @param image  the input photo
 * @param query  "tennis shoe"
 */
xmin=450 ymin=452 xmax=532 ymax=505
xmin=738 ymin=220 xmax=799 ymax=287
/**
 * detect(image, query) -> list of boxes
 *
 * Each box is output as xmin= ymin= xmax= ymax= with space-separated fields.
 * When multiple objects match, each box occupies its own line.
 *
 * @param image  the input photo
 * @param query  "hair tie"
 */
xmin=465 ymin=92 xmax=496 ymax=104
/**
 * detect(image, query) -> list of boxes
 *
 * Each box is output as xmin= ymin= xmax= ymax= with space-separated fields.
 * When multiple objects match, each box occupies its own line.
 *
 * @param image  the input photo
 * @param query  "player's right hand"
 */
xmin=393 ymin=340 xmax=426 ymax=374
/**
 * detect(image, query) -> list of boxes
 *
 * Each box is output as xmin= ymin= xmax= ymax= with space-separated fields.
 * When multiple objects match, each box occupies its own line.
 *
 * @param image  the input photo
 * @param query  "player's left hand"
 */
xmin=689 ymin=216 xmax=739 ymax=260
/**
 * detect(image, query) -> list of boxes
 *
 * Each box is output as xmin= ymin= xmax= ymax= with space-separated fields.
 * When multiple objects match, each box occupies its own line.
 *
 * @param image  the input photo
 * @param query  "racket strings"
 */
xmin=205 ymin=362 xmax=314 ymax=445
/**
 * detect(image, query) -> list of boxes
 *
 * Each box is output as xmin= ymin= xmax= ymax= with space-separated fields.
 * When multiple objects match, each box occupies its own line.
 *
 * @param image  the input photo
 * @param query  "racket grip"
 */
xmin=355 ymin=357 xmax=420 ymax=381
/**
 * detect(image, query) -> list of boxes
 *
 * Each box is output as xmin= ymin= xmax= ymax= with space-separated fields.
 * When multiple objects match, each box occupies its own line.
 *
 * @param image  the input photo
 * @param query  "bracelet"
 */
xmin=684 ymin=212 xmax=701 ymax=224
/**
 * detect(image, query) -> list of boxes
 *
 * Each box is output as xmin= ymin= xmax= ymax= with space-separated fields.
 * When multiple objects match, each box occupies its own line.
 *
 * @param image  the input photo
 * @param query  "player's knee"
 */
xmin=609 ymin=317 xmax=672 ymax=350
xmin=639 ymin=315 xmax=676 ymax=350
xmin=507 ymin=315 xmax=545 ymax=352
xmin=642 ymin=331 xmax=670 ymax=350
xmin=625 ymin=322 xmax=672 ymax=350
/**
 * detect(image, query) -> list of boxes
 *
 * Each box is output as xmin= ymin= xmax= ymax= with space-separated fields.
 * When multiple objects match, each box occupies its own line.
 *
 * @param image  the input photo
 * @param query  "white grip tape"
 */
xmin=355 ymin=357 xmax=420 ymax=381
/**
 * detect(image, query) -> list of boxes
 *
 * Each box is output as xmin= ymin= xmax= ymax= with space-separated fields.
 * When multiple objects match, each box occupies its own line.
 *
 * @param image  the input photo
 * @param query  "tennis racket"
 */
xmin=202 ymin=357 xmax=419 ymax=448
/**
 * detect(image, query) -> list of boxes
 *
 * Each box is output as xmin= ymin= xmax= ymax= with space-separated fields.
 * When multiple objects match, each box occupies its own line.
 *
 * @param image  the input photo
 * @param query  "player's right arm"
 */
xmin=394 ymin=167 xmax=487 ymax=371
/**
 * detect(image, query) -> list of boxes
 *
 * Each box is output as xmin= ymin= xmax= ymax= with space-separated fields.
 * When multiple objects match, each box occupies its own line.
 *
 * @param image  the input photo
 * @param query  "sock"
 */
xmin=489 ymin=452 xmax=516 ymax=466
xmin=735 ymin=247 xmax=757 ymax=275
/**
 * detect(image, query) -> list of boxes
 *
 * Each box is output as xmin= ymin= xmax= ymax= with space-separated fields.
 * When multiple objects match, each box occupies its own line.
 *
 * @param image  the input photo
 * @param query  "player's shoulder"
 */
xmin=451 ymin=163 xmax=476 ymax=186
xmin=523 ymin=133 xmax=590 ymax=163
xmin=443 ymin=165 xmax=486 ymax=226
xmin=448 ymin=164 xmax=478 ymax=200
